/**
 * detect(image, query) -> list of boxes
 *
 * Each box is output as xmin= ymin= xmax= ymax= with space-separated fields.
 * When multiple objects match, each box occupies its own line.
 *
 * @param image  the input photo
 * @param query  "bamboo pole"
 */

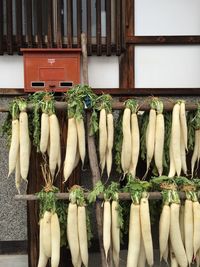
xmin=14 ymin=191 xmax=188 ymax=201
xmin=0 ymin=100 xmax=198 ymax=113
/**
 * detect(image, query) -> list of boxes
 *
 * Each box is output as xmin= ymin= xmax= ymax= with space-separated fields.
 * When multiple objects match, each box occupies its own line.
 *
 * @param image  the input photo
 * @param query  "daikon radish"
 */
xmin=19 ymin=111 xmax=30 ymax=181
xmin=168 ymin=136 xmax=176 ymax=178
xmin=180 ymin=101 xmax=188 ymax=150
xmin=103 ymin=200 xmax=111 ymax=260
xmin=154 ymin=103 xmax=164 ymax=176
xmin=76 ymin=118 xmax=86 ymax=166
xmin=112 ymin=200 xmax=120 ymax=267
xmin=159 ymin=204 xmax=170 ymax=261
xmin=99 ymin=108 xmax=107 ymax=174
xmin=129 ymin=112 xmax=140 ymax=178
xmin=49 ymin=114 xmax=60 ymax=178
xmin=137 ymin=234 xmax=146 ymax=267
xmin=171 ymin=103 xmax=181 ymax=176
xmin=127 ymin=203 xmax=141 ymax=267
xmin=170 ymin=203 xmax=187 ymax=267
xmin=15 ymin=151 xmax=21 ymax=194
xmin=78 ymin=206 xmax=88 ymax=267
xmin=184 ymin=199 xmax=193 ymax=265
xmin=193 ymin=201 xmax=200 ymax=257
xmin=180 ymin=129 xmax=187 ymax=175
xmin=121 ymin=108 xmax=132 ymax=174
xmin=170 ymin=245 xmax=179 ymax=267
xmin=191 ymin=130 xmax=199 ymax=178
xmin=42 ymin=211 xmax=52 ymax=258
xmin=106 ymin=113 xmax=114 ymax=178
xmin=64 ymin=117 xmax=78 ymax=182
xmin=8 ymin=119 xmax=20 ymax=177
xmin=51 ymin=212 xmax=60 ymax=267
xmin=67 ymin=203 xmax=80 ymax=267
xmin=140 ymin=195 xmax=154 ymax=266
xmin=37 ymin=218 xmax=49 ymax=267
xmin=163 ymin=243 xmax=169 ymax=264
xmin=40 ymin=113 xmax=49 ymax=154
xmin=146 ymin=108 xmax=156 ymax=174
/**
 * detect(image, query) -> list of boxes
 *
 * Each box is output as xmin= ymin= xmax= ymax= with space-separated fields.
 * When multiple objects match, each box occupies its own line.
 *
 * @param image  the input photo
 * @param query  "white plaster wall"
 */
xmin=0 ymin=55 xmax=119 ymax=89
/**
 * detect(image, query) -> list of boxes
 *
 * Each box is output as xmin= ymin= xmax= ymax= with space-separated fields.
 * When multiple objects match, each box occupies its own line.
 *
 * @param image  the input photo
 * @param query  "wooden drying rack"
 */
xmin=0 ymin=33 xmax=199 ymax=267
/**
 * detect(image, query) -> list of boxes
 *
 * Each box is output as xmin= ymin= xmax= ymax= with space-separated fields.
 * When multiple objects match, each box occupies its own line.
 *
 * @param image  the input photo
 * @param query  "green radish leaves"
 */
xmin=87 ymin=181 xmax=104 ymax=203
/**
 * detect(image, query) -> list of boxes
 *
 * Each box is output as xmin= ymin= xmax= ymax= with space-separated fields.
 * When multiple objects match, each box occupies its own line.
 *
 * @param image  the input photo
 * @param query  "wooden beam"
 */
xmin=36 ymin=0 xmax=42 ymax=48
xmin=77 ymin=0 xmax=82 ymax=48
xmin=106 ymin=0 xmax=111 ymax=56
xmin=15 ymin=0 xmax=23 ymax=53
xmin=47 ymin=0 xmax=53 ymax=48
xmin=15 ymin=191 xmax=188 ymax=201
xmin=0 ymin=0 xmax=3 ymax=55
xmin=56 ymin=0 xmax=62 ymax=48
xmin=86 ymin=0 xmax=92 ymax=55
xmin=25 ymin=0 xmax=33 ymax=48
xmin=6 ymin=0 xmax=13 ymax=54
xmin=115 ymin=0 xmax=122 ymax=56
xmin=96 ymin=0 xmax=102 ymax=56
xmin=127 ymin=35 xmax=200 ymax=45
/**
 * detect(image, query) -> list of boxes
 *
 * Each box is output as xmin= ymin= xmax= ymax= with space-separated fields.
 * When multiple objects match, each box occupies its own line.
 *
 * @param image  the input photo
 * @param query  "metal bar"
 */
xmin=15 ymin=0 xmax=23 ymax=53
xmin=77 ymin=0 xmax=82 ymax=47
xmin=14 ymin=191 xmax=187 ymax=201
xmin=96 ymin=0 xmax=101 ymax=55
xmin=6 ymin=0 xmax=13 ymax=54
xmin=106 ymin=0 xmax=111 ymax=56
xmin=86 ymin=0 xmax=92 ymax=55
xmin=126 ymin=36 xmax=200 ymax=45
xmin=67 ymin=0 xmax=73 ymax=48
xmin=0 ymin=0 xmax=3 ymax=55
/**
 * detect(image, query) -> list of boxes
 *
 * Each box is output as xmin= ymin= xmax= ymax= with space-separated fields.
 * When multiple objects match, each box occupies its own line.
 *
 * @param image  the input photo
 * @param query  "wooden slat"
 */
xmin=77 ymin=0 xmax=82 ymax=47
xmin=56 ymin=0 xmax=62 ymax=48
xmin=47 ymin=0 xmax=53 ymax=48
xmin=6 ymin=0 xmax=13 ymax=54
xmin=121 ymin=0 xmax=126 ymax=50
xmin=115 ymin=0 xmax=121 ymax=55
xmin=66 ymin=0 xmax=73 ymax=48
xmin=25 ymin=0 xmax=33 ymax=47
xmin=96 ymin=0 xmax=101 ymax=55
xmin=127 ymin=35 xmax=200 ymax=45
xmin=36 ymin=0 xmax=42 ymax=47
xmin=86 ymin=0 xmax=92 ymax=55
xmin=15 ymin=0 xmax=23 ymax=53
xmin=126 ymin=0 xmax=134 ymax=36
xmin=106 ymin=0 xmax=111 ymax=56
xmin=0 ymin=0 xmax=3 ymax=55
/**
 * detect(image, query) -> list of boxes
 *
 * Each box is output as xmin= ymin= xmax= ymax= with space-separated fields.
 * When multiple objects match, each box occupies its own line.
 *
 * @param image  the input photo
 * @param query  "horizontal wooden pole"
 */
xmin=2 ymin=88 xmax=200 ymax=97
xmin=14 ymin=191 xmax=187 ymax=201
xmin=127 ymin=35 xmax=200 ymax=45
xmin=0 ymin=100 xmax=198 ymax=113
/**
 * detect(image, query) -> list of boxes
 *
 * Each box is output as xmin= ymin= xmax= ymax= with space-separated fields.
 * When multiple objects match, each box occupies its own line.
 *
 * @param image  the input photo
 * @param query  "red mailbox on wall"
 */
xmin=21 ymin=48 xmax=81 ymax=92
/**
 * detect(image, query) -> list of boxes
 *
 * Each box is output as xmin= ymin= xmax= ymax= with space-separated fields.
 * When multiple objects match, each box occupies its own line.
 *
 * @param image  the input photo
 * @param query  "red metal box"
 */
xmin=21 ymin=48 xmax=81 ymax=92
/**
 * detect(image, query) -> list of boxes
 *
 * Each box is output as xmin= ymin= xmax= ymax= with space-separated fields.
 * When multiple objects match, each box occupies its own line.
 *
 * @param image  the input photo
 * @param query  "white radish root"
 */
xmin=40 ymin=113 xmax=49 ymax=154
xmin=180 ymin=101 xmax=188 ymax=151
xmin=78 ymin=206 xmax=88 ymax=267
xmin=193 ymin=201 xmax=200 ymax=257
xmin=103 ymin=201 xmax=111 ymax=260
xmin=37 ymin=218 xmax=49 ymax=267
xmin=99 ymin=108 xmax=108 ymax=174
xmin=76 ymin=118 xmax=86 ymax=167
xmin=106 ymin=113 xmax=114 ymax=178
xmin=51 ymin=212 xmax=60 ymax=267
xmin=111 ymin=200 xmax=120 ymax=267
xmin=154 ymin=112 xmax=164 ymax=176
xmin=159 ymin=204 xmax=170 ymax=261
xmin=42 ymin=211 xmax=52 ymax=258
xmin=146 ymin=109 xmax=156 ymax=174
xmin=184 ymin=199 xmax=193 ymax=265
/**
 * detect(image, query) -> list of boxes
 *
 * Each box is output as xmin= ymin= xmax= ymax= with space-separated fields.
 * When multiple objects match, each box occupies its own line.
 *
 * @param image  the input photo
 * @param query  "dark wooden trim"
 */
xmin=106 ymin=0 xmax=111 ymax=56
xmin=115 ymin=0 xmax=122 ymax=56
xmin=126 ymin=0 xmax=134 ymax=36
xmin=56 ymin=0 xmax=62 ymax=48
xmin=36 ymin=0 xmax=42 ymax=48
xmin=16 ymin=0 xmax=23 ymax=53
xmin=25 ymin=0 xmax=33 ymax=48
xmin=67 ymin=0 xmax=73 ymax=48
xmin=86 ymin=0 xmax=92 ymax=56
xmin=77 ymin=0 xmax=82 ymax=47
xmin=6 ymin=0 xmax=13 ymax=54
xmin=96 ymin=0 xmax=102 ymax=56
xmin=1 ymin=88 xmax=200 ymax=97
xmin=47 ymin=0 xmax=53 ymax=48
xmin=0 ymin=241 xmax=28 ymax=254
xmin=0 ymin=0 xmax=3 ymax=55
xmin=127 ymin=35 xmax=200 ymax=45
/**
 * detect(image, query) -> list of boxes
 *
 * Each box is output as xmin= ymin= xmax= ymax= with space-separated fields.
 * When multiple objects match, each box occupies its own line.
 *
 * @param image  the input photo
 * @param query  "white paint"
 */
xmin=87 ymin=56 xmax=119 ymax=88
xmin=135 ymin=46 xmax=200 ymax=88
xmin=135 ymin=0 xmax=200 ymax=35
xmin=0 ymin=55 xmax=119 ymax=88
